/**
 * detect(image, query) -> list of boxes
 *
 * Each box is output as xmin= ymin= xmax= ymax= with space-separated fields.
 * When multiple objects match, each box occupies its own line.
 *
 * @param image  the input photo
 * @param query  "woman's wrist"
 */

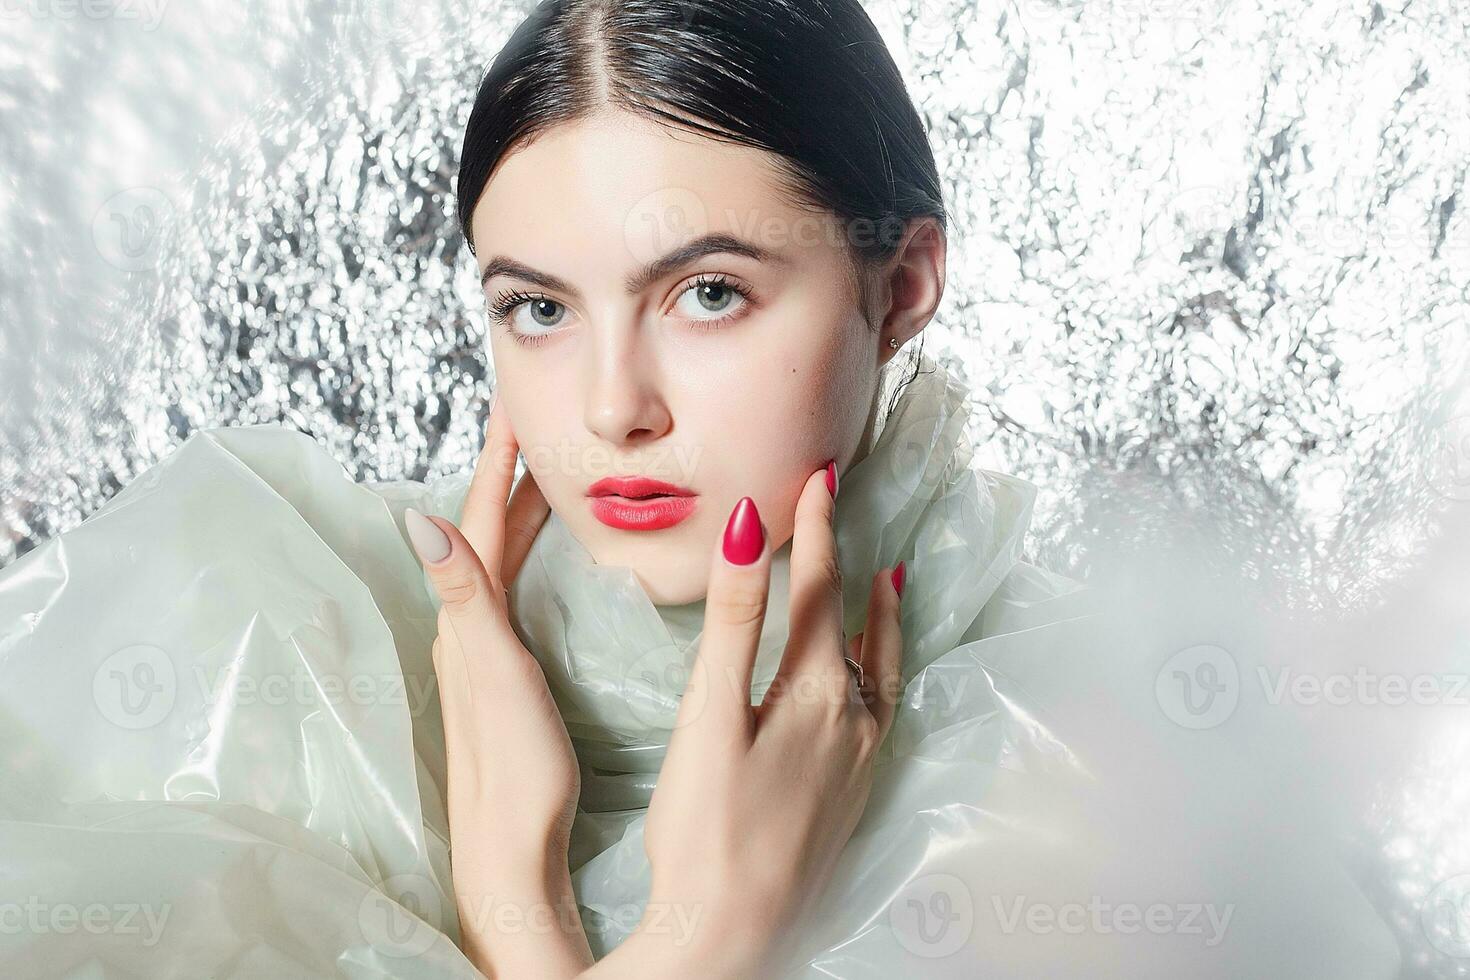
xmin=580 ymin=927 xmax=766 ymax=980
xmin=453 ymin=844 xmax=594 ymax=979
xmin=450 ymin=820 xmax=573 ymax=896
xmin=577 ymin=897 xmax=782 ymax=980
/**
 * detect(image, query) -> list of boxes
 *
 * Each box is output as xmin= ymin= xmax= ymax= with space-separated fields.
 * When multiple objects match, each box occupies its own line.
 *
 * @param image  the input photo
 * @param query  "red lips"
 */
xmin=587 ymin=476 xmax=696 ymax=499
xmin=587 ymin=476 xmax=698 ymax=531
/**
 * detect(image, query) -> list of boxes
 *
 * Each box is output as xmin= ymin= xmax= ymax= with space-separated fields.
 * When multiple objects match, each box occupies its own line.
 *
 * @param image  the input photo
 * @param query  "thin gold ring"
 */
xmin=842 ymin=656 xmax=865 ymax=689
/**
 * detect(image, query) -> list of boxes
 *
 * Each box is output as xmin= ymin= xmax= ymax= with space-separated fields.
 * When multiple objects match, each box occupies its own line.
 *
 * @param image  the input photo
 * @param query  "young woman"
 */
xmin=0 ymin=1 xmax=1404 ymax=978
xmin=409 ymin=1 xmax=946 ymax=973
xmin=403 ymin=3 xmax=1404 ymax=976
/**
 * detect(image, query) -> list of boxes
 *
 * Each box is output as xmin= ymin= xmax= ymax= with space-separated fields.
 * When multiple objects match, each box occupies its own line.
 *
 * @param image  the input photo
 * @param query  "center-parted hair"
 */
xmin=455 ymin=0 xmax=947 ymax=278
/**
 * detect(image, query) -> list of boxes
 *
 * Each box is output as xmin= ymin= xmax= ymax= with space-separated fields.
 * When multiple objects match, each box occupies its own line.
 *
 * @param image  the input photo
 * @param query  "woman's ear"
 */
xmin=876 ymin=216 xmax=946 ymax=367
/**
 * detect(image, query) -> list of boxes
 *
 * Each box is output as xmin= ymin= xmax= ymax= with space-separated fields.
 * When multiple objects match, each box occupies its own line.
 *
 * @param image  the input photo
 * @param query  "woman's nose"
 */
xmin=581 ymin=333 xmax=672 ymax=447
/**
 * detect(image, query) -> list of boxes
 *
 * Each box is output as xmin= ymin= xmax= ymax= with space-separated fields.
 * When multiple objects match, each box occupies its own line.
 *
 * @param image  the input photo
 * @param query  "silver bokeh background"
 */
xmin=1 ymin=0 xmax=1468 ymax=975
xmin=2 ymin=0 xmax=1467 ymax=592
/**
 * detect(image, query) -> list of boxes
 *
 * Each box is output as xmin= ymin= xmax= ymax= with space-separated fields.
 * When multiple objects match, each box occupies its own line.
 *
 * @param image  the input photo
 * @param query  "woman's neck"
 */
xmin=850 ymin=380 xmax=890 ymax=471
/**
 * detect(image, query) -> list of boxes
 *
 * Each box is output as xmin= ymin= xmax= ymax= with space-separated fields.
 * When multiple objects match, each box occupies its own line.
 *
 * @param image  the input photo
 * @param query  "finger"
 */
xmin=406 ymin=507 xmax=523 ymax=704
xmin=679 ymin=495 xmax=771 ymax=743
xmin=459 ymin=394 xmax=521 ymax=582
xmin=770 ymin=462 xmax=846 ymax=695
xmin=501 ymin=466 xmax=551 ymax=591
xmin=859 ymin=563 xmax=905 ymax=742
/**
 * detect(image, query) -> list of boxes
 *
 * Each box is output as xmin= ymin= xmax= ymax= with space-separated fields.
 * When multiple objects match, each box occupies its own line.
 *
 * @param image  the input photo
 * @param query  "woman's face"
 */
xmin=469 ymin=108 xmax=890 ymax=606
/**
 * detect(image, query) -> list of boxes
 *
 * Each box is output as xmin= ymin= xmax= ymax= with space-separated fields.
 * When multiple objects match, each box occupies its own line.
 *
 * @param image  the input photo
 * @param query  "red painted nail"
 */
xmin=825 ymin=459 xmax=838 ymax=498
xmin=891 ymin=561 xmax=906 ymax=598
xmin=723 ymin=497 xmax=764 ymax=565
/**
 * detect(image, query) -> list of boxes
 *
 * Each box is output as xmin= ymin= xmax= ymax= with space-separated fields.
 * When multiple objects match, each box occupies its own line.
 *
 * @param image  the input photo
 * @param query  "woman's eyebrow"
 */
xmin=478 ymin=233 xmax=784 ymax=296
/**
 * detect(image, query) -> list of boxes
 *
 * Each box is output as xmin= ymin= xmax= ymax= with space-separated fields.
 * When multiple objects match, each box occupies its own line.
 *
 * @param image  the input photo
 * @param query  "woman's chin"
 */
xmin=637 ymin=571 xmax=709 ymax=608
xmin=577 ymin=532 xmax=712 ymax=606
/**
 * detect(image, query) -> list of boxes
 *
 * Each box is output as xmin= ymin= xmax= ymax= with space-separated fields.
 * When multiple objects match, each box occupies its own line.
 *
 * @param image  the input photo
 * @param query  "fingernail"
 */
xmin=891 ymin=561 xmax=906 ymax=598
xmin=825 ymin=459 xmax=838 ymax=498
xmin=406 ymin=508 xmax=451 ymax=564
xmin=722 ymin=497 xmax=764 ymax=566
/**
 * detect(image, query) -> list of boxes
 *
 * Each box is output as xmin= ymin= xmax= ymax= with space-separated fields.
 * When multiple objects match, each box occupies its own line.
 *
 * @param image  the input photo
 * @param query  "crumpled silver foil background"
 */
xmin=1 ymin=0 xmax=1468 ymax=975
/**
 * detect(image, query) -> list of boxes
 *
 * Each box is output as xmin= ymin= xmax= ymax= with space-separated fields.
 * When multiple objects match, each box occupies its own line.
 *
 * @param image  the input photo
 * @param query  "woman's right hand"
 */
xmin=407 ymin=399 xmax=593 ymax=978
xmin=604 ymin=462 xmax=906 ymax=979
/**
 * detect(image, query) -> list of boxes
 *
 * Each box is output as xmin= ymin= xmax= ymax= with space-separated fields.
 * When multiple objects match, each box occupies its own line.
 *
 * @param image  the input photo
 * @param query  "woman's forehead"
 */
xmin=470 ymin=110 xmax=819 ymax=262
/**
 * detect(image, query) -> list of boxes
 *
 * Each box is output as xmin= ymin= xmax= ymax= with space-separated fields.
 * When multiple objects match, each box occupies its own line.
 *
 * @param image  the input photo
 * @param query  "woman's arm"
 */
xmin=409 ymin=399 xmax=592 ymax=978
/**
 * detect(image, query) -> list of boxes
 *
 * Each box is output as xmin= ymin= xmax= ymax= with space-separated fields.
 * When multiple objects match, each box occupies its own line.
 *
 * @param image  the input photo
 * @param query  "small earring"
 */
xmin=888 ymin=337 xmax=900 ymax=349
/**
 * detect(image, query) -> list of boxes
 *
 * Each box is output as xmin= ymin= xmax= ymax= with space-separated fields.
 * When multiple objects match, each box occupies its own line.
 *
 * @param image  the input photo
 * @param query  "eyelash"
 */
xmin=486 ymin=274 xmax=754 ymax=349
xmin=486 ymin=288 xmax=543 ymax=325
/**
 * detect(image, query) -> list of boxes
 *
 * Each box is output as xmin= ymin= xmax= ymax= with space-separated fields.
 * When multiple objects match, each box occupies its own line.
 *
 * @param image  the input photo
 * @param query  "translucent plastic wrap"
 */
xmin=0 ymin=354 xmax=1403 ymax=977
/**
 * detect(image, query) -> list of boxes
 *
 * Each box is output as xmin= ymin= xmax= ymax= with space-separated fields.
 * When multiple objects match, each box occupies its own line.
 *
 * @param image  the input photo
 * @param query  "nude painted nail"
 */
xmin=406 ymin=508 xmax=451 ymax=564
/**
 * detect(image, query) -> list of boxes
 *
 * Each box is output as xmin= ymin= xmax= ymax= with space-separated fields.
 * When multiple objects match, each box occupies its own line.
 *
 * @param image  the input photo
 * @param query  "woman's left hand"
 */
xmin=406 ymin=397 xmax=593 ymax=976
